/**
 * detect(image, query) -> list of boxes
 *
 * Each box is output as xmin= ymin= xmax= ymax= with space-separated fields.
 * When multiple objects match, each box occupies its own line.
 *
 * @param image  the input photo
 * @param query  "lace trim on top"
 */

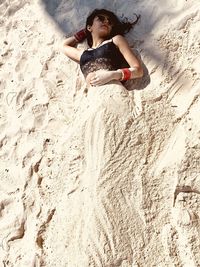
xmin=80 ymin=57 xmax=114 ymax=78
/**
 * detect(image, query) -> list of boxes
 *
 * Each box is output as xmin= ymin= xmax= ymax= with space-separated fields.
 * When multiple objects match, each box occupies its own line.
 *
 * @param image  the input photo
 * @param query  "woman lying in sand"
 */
xmin=60 ymin=9 xmax=145 ymax=265
xmin=62 ymin=8 xmax=143 ymax=86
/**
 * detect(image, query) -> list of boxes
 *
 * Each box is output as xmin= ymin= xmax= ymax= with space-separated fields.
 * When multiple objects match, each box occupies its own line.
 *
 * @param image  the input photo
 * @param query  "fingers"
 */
xmin=89 ymin=71 xmax=108 ymax=86
xmin=90 ymin=74 xmax=101 ymax=86
xmin=91 ymin=81 xmax=101 ymax=86
xmin=91 ymin=75 xmax=99 ymax=83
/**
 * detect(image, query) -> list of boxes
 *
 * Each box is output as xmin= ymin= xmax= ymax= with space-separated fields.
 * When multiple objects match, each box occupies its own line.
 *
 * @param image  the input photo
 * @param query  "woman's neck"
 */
xmin=91 ymin=37 xmax=106 ymax=48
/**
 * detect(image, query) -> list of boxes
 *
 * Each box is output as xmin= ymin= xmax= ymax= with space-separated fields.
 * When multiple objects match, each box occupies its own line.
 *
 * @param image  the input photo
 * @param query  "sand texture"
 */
xmin=0 ymin=0 xmax=200 ymax=266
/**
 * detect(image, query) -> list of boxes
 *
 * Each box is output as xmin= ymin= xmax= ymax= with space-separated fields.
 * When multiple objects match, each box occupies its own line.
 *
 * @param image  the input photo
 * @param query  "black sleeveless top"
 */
xmin=80 ymin=40 xmax=129 ymax=77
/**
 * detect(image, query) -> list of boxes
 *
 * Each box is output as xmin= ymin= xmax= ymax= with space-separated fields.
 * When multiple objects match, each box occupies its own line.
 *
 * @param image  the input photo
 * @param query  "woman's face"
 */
xmin=87 ymin=14 xmax=113 ymax=37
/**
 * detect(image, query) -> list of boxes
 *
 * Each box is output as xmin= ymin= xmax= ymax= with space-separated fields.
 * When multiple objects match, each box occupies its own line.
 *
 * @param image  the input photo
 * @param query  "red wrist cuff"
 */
xmin=121 ymin=68 xmax=132 ymax=81
xmin=74 ymin=29 xmax=87 ymax=42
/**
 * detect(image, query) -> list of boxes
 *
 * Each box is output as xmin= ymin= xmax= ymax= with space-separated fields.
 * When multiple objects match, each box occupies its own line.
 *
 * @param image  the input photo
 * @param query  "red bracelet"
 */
xmin=74 ymin=29 xmax=87 ymax=42
xmin=121 ymin=68 xmax=132 ymax=81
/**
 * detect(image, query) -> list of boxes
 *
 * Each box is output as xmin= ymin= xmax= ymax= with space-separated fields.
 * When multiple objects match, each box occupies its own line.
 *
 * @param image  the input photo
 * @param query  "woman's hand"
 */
xmin=89 ymin=70 xmax=121 ymax=86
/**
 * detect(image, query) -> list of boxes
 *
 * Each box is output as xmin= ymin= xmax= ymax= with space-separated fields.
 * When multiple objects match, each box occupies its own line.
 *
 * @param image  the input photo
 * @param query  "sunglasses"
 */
xmin=96 ymin=14 xmax=114 ymax=26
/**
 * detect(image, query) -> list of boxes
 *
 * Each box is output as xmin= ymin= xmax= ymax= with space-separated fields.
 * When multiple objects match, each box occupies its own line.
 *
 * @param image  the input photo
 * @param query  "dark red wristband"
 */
xmin=121 ymin=68 xmax=131 ymax=81
xmin=74 ymin=29 xmax=87 ymax=42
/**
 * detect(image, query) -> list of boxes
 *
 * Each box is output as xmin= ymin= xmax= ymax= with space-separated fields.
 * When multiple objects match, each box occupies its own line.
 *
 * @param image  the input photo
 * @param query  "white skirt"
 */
xmin=47 ymin=81 xmax=145 ymax=267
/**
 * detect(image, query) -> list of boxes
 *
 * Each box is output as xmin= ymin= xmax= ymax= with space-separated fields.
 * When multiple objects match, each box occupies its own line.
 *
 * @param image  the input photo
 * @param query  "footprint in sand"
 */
xmin=161 ymin=189 xmax=200 ymax=266
xmin=0 ymin=195 xmax=25 ymax=252
xmin=32 ymin=104 xmax=49 ymax=128
xmin=6 ymin=92 xmax=17 ymax=106
xmin=15 ymin=54 xmax=27 ymax=73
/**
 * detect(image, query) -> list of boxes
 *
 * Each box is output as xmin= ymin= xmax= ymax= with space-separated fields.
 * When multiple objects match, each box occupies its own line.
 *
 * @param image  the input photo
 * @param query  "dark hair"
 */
xmin=86 ymin=9 xmax=140 ymax=47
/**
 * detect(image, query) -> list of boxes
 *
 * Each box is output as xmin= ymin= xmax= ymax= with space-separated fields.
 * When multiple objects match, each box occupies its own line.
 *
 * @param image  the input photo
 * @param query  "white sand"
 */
xmin=0 ymin=0 xmax=200 ymax=266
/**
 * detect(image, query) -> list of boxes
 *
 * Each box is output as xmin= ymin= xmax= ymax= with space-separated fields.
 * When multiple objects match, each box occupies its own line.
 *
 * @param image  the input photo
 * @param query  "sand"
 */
xmin=0 ymin=0 xmax=200 ymax=266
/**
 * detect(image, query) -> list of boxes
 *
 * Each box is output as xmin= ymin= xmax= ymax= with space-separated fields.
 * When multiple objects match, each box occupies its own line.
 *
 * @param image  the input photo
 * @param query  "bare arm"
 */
xmin=113 ymin=34 xmax=143 ymax=78
xmin=61 ymin=36 xmax=84 ymax=63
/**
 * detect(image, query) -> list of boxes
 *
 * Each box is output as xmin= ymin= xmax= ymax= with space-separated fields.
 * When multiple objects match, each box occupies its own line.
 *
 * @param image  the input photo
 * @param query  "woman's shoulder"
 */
xmin=112 ymin=34 xmax=126 ymax=43
xmin=112 ymin=35 xmax=130 ymax=48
